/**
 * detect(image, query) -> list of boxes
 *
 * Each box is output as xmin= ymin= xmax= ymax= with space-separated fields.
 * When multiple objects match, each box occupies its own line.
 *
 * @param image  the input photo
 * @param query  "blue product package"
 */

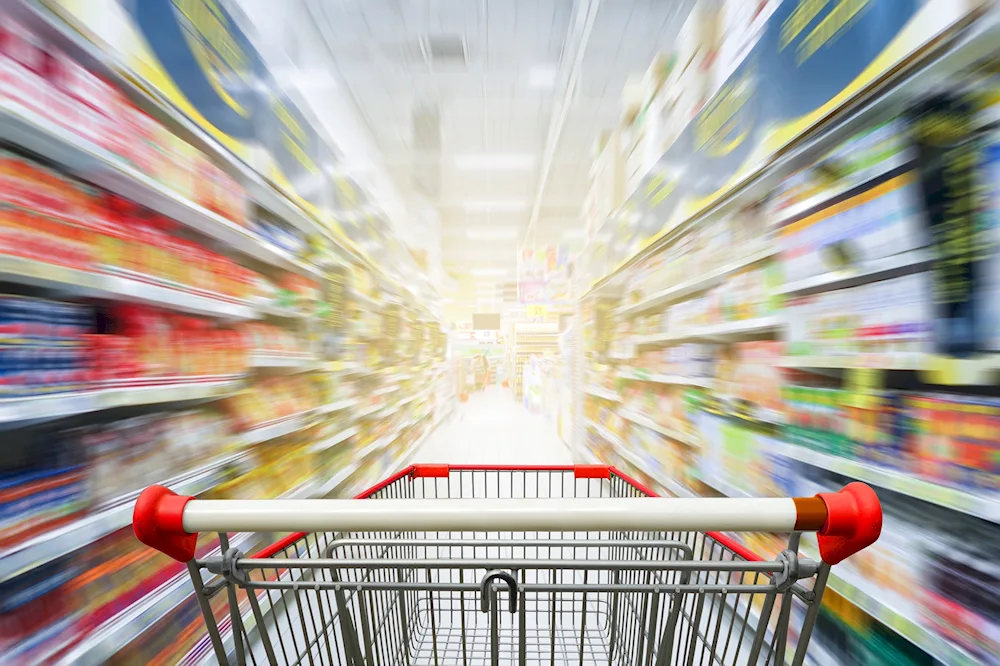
xmin=0 ymin=344 xmax=29 ymax=397
xmin=0 ymin=296 xmax=29 ymax=345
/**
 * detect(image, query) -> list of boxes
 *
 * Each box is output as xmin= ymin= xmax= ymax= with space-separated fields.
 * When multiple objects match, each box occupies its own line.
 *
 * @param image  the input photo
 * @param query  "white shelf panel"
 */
xmin=249 ymin=353 xmax=321 ymax=371
xmin=310 ymin=426 xmax=360 ymax=453
xmin=618 ymin=409 xmax=699 ymax=446
xmin=633 ymin=316 xmax=782 ymax=346
xmin=776 ymin=249 xmax=932 ymax=296
xmin=618 ymin=370 xmax=714 ymax=388
xmin=0 ymin=255 xmax=257 ymax=320
xmin=771 ymin=149 xmax=915 ymax=226
xmin=0 ymin=377 xmax=243 ymax=425
xmin=240 ymin=410 xmax=319 ymax=446
xmin=583 ymin=386 xmax=621 ymax=401
xmin=619 ymin=246 xmax=778 ymax=316
xmin=771 ymin=441 xmax=1000 ymax=523
xmin=585 ymin=419 xmax=626 ymax=448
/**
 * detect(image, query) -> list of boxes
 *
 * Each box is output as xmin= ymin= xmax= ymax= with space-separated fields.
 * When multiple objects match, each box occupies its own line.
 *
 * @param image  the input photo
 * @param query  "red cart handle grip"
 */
xmin=815 ymin=482 xmax=882 ymax=565
xmin=133 ymin=485 xmax=198 ymax=562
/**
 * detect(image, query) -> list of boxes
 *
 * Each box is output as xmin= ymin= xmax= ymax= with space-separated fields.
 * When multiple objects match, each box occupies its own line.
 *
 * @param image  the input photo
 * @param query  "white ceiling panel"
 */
xmin=302 ymin=0 xmax=693 ymax=281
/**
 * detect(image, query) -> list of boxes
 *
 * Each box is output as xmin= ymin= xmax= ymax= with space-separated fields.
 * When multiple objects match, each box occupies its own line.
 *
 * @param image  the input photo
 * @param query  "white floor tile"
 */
xmin=414 ymin=387 xmax=572 ymax=465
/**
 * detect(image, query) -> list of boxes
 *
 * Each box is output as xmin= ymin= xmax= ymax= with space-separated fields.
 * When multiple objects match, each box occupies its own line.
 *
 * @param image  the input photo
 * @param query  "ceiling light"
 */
xmin=454 ymin=154 xmax=535 ymax=170
xmin=469 ymin=267 xmax=510 ymax=277
xmin=466 ymin=227 xmax=519 ymax=240
xmin=462 ymin=201 xmax=528 ymax=213
xmin=528 ymin=64 xmax=558 ymax=89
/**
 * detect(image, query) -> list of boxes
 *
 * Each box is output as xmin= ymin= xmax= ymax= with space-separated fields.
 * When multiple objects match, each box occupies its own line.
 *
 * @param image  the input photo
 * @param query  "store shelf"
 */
xmin=771 ymin=441 xmax=1000 ymax=524
xmin=310 ymin=425 xmax=360 ymax=453
xmin=249 ymin=353 xmax=320 ymax=371
xmin=397 ymin=387 xmax=433 ymax=407
xmin=618 ymin=409 xmax=699 ymax=445
xmin=820 ymin=562 xmax=981 ymax=666
xmin=0 ymin=98 xmax=320 ymax=279
xmin=779 ymin=353 xmax=1000 ymax=385
xmin=0 ymin=377 xmax=244 ymax=425
xmin=612 ymin=440 xmax=647 ymax=471
xmin=585 ymin=419 xmax=626 ymax=448
xmin=0 ymin=94 xmax=322 ymax=278
xmin=355 ymin=402 xmax=388 ymax=418
xmin=778 ymin=354 xmax=926 ymax=371
xmin=57 ymin=532 xmax=258 ymax=666
xmin=617 ymin=370 xmax=714 ymax=388
xmin=633 ymin=316 xmax=782 ymax=346
xmin=0 ymin=254 xmax=257 ymax=320
xmin=354 ymin=426 xmax=407 ymax=458
xmin=583 ymin=386 xmax=621 ymax=401
xmin=618 ymin=246 xmax=778 ymax=316
xmin=239 ymin=410 xmax=318 ymax=446
xmin=652 ymin=472 xmax=697 ymax=499
xmin=254 ymin=302 xmax=307 ymax=319
xmin=700 ymin=469 xmax=982 ymax=666
xmin=317 ymin=397 xmax=358 ymax=414
xmin=352 ymin=290 xmax=383 ymax=309
xmin=0 ymin=449 xmax=248 ymax=583
xmin=583 ymin=13 xmax=1000 ymax=297
xmin=771 ymin=150 xmax=915 ymax=226
xmin=775 ymin=249 xmax=933 ymax=296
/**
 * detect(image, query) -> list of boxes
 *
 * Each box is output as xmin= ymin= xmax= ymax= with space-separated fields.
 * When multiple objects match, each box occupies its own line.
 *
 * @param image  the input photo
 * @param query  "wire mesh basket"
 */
xmin=134 ymin=464 xmax=881 ymax=665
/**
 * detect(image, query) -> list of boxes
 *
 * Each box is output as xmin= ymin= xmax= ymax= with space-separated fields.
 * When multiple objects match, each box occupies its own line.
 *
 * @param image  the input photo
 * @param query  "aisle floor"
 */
xmin=413 ymin=386 xmax=572 ymax=466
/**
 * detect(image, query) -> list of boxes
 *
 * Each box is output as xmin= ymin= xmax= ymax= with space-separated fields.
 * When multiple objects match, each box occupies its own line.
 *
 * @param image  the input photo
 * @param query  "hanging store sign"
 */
xmin=518 ymin=245 xmax=571 ymax=305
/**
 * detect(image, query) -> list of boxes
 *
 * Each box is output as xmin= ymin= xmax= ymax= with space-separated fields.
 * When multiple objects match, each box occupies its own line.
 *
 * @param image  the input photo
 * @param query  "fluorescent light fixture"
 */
xmin=466 ymin=227 xmax=519 ymax=241
xmin=528 ymin=64 xmax=558 ymax=89
xmin=469 ymin=267 xmax=510 ymax=277
xmin=454 ymin=154 xmax=535 ymax=170
xmin=462 ymin=201 xmax=528 ymax=213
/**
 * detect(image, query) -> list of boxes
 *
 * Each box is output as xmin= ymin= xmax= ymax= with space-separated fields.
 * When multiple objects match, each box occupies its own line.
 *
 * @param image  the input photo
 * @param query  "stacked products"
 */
xmin=0 ymin=295 xmax=91 ymax=396
xmin=2 ymin=407 xmax=233 ymax=551
xmin=241 ymin=322 xmax=311 ymax=356
xmin=225 ymin=375 xmax=323 ymax=430
xmin=0 ymin=153 xmax=259 ymax=302
xmin=0 ymin=19 xmax=245 ymax=224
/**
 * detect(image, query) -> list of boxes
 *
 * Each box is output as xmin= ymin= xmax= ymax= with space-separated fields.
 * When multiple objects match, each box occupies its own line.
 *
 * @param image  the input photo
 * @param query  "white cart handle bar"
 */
xmin=134 ymin=478 xmax=880 ymax=567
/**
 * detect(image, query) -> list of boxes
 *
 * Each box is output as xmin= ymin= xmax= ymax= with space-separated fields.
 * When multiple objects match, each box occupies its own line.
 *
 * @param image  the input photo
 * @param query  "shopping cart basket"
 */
xmin=133 ymin=464 xmax=881 ymax=666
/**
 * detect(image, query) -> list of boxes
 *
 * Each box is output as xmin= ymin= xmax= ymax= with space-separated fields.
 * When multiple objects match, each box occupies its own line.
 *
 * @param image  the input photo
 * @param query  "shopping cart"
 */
xmin=133 ymin=464 xmax=881 ymax=666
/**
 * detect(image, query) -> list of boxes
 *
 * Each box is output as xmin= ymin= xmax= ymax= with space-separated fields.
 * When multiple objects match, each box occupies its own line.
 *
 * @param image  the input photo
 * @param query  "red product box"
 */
xmin=0 ymin=18 xmax=51 ymax=118
xmin=118 ymin=103 xmax=159 ymax=174
xmin=0 ymin=17 xmax=45 ymax=73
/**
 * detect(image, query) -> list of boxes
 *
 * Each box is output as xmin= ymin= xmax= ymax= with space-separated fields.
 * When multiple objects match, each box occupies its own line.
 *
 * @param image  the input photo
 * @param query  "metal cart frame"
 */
xmin=134 ymin=464 xmax=881 ymax=666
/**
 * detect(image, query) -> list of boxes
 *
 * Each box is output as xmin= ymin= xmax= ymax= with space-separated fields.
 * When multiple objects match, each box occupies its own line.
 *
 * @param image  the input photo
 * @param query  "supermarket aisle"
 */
xmin=414 ymin=387 xmax=572 ymax=465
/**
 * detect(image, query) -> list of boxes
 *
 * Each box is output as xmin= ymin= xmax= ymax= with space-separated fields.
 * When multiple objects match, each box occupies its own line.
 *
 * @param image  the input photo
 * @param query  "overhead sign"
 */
xmin=518 ymin=245 xmax=571 ymax=305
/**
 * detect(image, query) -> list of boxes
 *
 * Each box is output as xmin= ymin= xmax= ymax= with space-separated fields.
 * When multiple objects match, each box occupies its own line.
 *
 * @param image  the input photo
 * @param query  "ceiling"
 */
xmin=300 ymin=0 xmax=694 ymax=314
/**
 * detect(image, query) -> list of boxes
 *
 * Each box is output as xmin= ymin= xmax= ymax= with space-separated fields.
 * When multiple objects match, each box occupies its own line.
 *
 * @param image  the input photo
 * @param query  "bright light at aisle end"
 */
xmin=466 ymin=227 xmax=519 ymax=240
xmin=454 ymin=154 xmax=535 ymax=170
